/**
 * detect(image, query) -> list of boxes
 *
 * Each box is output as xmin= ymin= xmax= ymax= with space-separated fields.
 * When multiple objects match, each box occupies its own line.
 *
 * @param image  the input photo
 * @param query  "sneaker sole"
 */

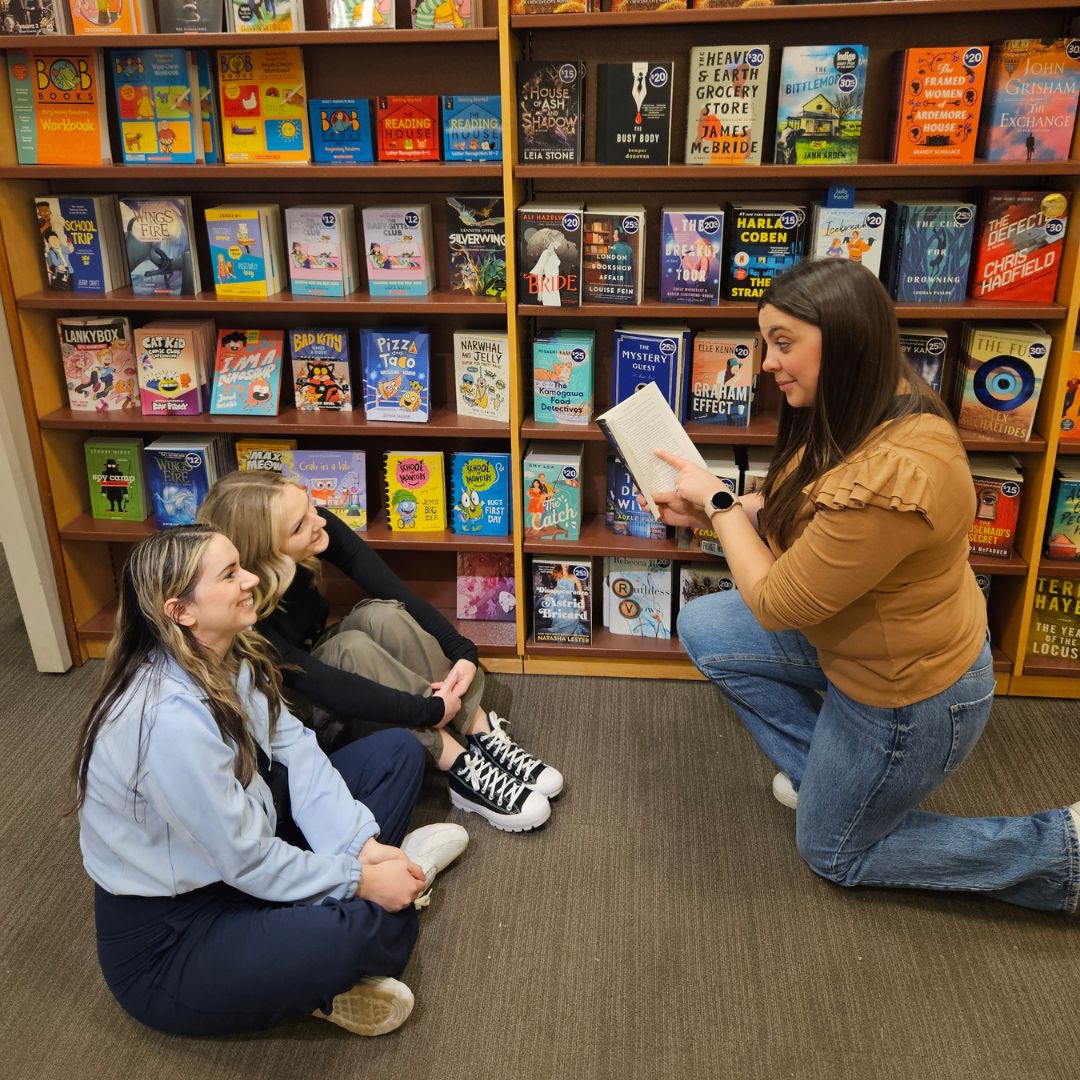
xmin=321 ymin=977 xmax=414 ymax=1037
xmin=450 ymin=789 xmax=551 ymax=833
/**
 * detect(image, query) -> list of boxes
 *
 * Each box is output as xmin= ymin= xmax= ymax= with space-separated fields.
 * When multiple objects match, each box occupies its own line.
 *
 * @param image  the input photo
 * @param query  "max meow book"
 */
xmin=85 ymin=437 xmax=147 ymax=521
xmin=883 ymin=201 xmax=976 ymax=304
xmin=451 ymin=452 xmax=510 ymax=536
xmin=217 ymin=47 xmax=309 ymax=163
xmin=236 ymin=437 xmax=296 ymax=471
xmin=595 ymin=61 xmax=673 ymax=165
xmin=453 ymin=330 xmax=510 ymax=423
xmin=582 ymin=206 xmax=645 ymax=304
xmin=445 ymin=196 xmax=506 ymax=300
xmin=309 ymin=98 xmax=374 ymax=163
xmin=384 ymin=451 xmax=446 ymax=532
xmin=517 ymin=203 xmax=582 ymax=308
xmin=58 ymin=315 xmax=137 ymax=412
xmin=533 ymin=559 xmax=591 ymax=646
xmin=724 ymin=204 xmax=807 ymax=302
xmin=290 ymin=328 xmax=352 ymax=412
xmin=688 ymin=330 xmax=761 ymax=426
xmin=660 ymin=208 xmax=724 ymax=305
xmin=209 ymin=328 xmax=284 ymax=416
xmin=360 ymin=327 xmax=430 ymax=422
xmin=281 ymin=449 xmax=367 ymax=532
xmin=516 ymin=61 xmax=585 ymax=165
xmin=685 ymin=45 xmax=770 ymax=166
xmin=119 ymin=195 xmax=199 ymax=296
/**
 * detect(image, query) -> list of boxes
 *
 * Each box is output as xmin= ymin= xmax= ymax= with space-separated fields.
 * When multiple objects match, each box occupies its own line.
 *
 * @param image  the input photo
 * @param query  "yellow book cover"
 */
xmin=236 ymin=438 xmax=297 ymax=471
xmin=217 ymin=48 xmax=310 ymax=164
xmin=384 ymin=451 xmax=446 ymax=532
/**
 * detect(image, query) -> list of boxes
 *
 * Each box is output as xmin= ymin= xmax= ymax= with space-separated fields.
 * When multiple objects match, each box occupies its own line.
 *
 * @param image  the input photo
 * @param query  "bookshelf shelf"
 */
xmin=526 ymin=627 xmax=689 ymax=662
xmin=1019 ymin=659 xmax=1080 ymax=680
xmin=1058 ymin=442 xmax=1080 ymax=455
xmin=1038 ymin=559 xmax=1080 ymax=579
xmin=522 ymin=413 xmax=780 ymax=446
xmin=959 ymin=430 xmax=1048 ymax=454
xmin=969 ymin=551 xmax=1029 ymax=577
xmin=0 ymin=163 xmax=503 ymax=181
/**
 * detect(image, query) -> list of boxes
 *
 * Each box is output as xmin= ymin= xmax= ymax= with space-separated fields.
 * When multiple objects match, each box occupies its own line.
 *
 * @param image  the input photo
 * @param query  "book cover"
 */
xmin=516 ymin=60 xmax=585 ymax=165
xmin=445 ymin=196 xmax=506 ymax=299
xmin=774 ymin=45 xmax=868 ymax=165
xmin=1026 ymin=574 xmax=1080 ymax=664
xmin=687 ymin=330 xmax=761 ymax=426
xmin=327 ymin=0 xmax=393 ymax=29
xmin=3 ymin=0 xmax=69 ymax=32
xmin=209 ymin=328 xmax=284 ymax=416
xmin=236 ymin=436 xmax=296 ymax=471
xmin=809 ymin=203 xmax=886 ymax=277
xmin=453 ymin=330 xmax=510 ymax=423
xmin=217 ymin=47 xmax=309 ymax=164
xmin=84 ymin=437 xmax=147 ymax=520
xmin=724 ymin=204 xmax=807 ymax=302
xmin=979 ymin=39 xmax=1080 ymax=162
xmin=582 ymin=207 xmax=644 ymax=304
xmin=517 ymin=203 xmax=582 ymax=307
xmin=685 ymin=45 xmax=770 ymax=166
xmin=603 ymin=556 xmax=673 ymax=639
xmin=362 ymin=205 xmax=435 ymax=296
xmin=135 ymin=322 xmax=210 ymax=415
xmin=285 ymin=205 xmax=356 ymax=297
xmin=196 ymin=49 xmax=221 ymax=162
xmin=659 ymin=208 xmax=723 ymax=305
xmin=376 ymin=95 xmax=439 ymax=161
xmin=606 ymin=459 xmax=669 ymax=540
xmin=227 ymin=0 xmax=302 ymax=32
xmin=679 ymin=564 xmax=736 ymax=611
xmin=35 ymin=195 xmax=113 ymax=293
xmin=451 ymin=452 xmax=511 ymax=536
xmin=412 ymin=0 xmax=480 ymax=27
xmin=111 ymin=48 xmax=201 ymax=164
xmin=457 ymin=551 xmax=515 ymax=622
xmin=884 ymin=202 xmax=976 ymax=304
xmin=532 ymin=558 xmax=591 ymax=645
xmin=968 ymin=454 xmax=1023 ymax=557
xmin=8 ymin=49 xmax=110 ymax=165
xmin=145 ymin=438 xmax=218 ymax=526
xmin=1060 ymin=346 xmax=1080 ymax=441
xmin=119 ymin=195 xmax=196 ymax=296
xmin=523 ymin=441 xmax=583 ymax=541
xmin=1044 ymin=465 xmax=1080 ymax=560
xmin=205 ymin=204 xmax=281 ymax=299
xmin=384 ymin=451 xmax=446 ymax=531
xmin=290 ymin=328 xmax=352 ymax=412
xmin=309 ymin=98 xmax=374 ymax=163
xmin=157 ymin=0 xmax=223 ymax=32
xmin=441 ymin=94 xmax=501 ymax=161
xmin=892 ymin=45 xmax=989 ymax=164
xmin=899 ymin=327 xmax=948 ymax=394
xmin=360 ymin=328 xmax=430 ymax=422
xmin=281 ymin=449 xmax=367 ymax=532
xmin=611 ymin=327 xmax=686 ymax=417
xmin=58 ymin=315 xmax=137 ymax=412
xmin=511 ymin=0 xmax=595 ymax=10
xmin=67 ymin=0 xmax=145 ymax=33
xmin=595 ymin=61 xmax=673 ymax=166
xmin=969 ymin=190 xmax=1069 ymax=303
xmin=533 ymin=330 xmax=594 ymax=425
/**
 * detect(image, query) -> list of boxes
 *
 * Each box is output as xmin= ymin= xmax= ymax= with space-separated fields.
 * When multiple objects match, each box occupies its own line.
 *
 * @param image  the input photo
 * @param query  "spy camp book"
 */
xmin=595 ymin=61 xmax=673 ymax=165
xmin=516 ymin=60 xmax=585 ymax=165
xmin=445 ymin=196 xmax=506 ymax=300
xmin=85 ymin=437 xmax=147 ymax=521
xmin=723 ymin=204 xmax=807 ymax=302
xmin=882 ymin=201 xmax=976 ymax=304
xmin=517 ymin=203 xmax=582 ymax=307
xmin=685 ymin=45 xmax=770 ymax=165
xmin=659 ymin=208 xmax=724 ymax=305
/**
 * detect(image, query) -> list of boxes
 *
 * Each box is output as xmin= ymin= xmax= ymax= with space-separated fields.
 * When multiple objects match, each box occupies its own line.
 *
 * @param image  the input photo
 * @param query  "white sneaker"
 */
xmin=401 ymin=822 xmax=469 ymax=890
xmin=314 ymin=976 xmax=414 ymax=1037
xmin=469 ymin=713 xmax=565 ymax=797
xmin=772 ymin=772 xmax=798 ymax=810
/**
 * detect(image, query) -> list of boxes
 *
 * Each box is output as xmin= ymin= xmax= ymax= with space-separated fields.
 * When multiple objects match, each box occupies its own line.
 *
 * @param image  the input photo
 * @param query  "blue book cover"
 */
xmin=451 ymin=452 xmax=511 ymax=536
xmin=145 ymin=440 xmax=214 ymax=526
xmin=119 ymin=196 xmax=197 ymax=297
xmin=533 ymin=331 xmax=594 ymax=425
xmin=289 ymin=328 xmax=353 ymax=412
xmin=360 ymin=327 xmax=430 ymax=422
xmin=196 ymin=51 xmax=221 ymax=165
xmin=606 ymin=459 xmax=669 ymax=540
xmin=612 ymin=329 xmax=683 ymax=418
xmin=885 ymin=202 xmax=976 ymax=304
xmin=280 ymin=449 xmax=367 ymax=533
xmin=309 ymin=99 xmax=375 ymax=164
xmin=111 ymin=48 xmax=201 ymax=165
xmin=441 ymin=94 xmax=502 ymax=161
xmin=659 ymin=209 xmax=723 ymax=305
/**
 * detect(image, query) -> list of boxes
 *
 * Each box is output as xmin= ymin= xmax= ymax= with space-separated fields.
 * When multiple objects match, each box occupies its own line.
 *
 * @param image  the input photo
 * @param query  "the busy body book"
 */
xmin=595 ymin=380 xmax=708 ymax=521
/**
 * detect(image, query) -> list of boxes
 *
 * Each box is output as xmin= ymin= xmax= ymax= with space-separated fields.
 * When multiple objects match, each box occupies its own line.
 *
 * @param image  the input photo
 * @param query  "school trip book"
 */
xmin=35 ymin=194 xmax=126 ymax=294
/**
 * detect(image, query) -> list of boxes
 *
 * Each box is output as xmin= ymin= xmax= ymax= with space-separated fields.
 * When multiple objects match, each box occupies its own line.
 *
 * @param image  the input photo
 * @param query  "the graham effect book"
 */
xmin=360 ymin=328 xmax=430 ymax=422
xmin=532 ymin=559 xmax=591 ymax=645
xmin=217 ymin=47 xmax=309 ymax=163
xmin=595 ymin=61 xmax=673 ymax=166
xmin=111 ymin=48 xmax=202 ymax=165
xmin=451 ymin=452 xmax=510 ymax=536
xmin=685 ymin=45 xmax=770 ymax=165
xmin=290 ymin=328 xmax=352 ymax=412
xmin=523 ymin=441 xmax=583 ymax=541
xmin=516 ymin=61 xmax=585 ymax=164
xmin=384 ymin=451 xmax=446 ymax=532
xmin=209 ymin=328 xmax=284 ymax=416
xmin=281 ymin=449 xmax=367 ymax=532
xmin=85 ymin=437 xmax=147 ymax=521
xmin=517 ymin=203 xmax=582 ymax=308
xmin=58 ymin=316 xmax=137 ymax=412
xmin=453 ymin=330 xmax=510 ymax=424
xmin=445 ymin=196 xmax=506 ymax=300
xmin=774 ymin=45 xmax=868 ymax=165
xmin=687 ymin=330 xmax=761 ymax=426
xmin=119 ymin=196 xmax=198 ymax=296
xmin=441 ymin=94 xmax=501 ymax=161
xmin=659 ymin=208 xmax=724 ymax=305
xmin=724 ymin=204 xmax=807 ymax=302
xmin=309 ymin=99 xmax=375 ymax=163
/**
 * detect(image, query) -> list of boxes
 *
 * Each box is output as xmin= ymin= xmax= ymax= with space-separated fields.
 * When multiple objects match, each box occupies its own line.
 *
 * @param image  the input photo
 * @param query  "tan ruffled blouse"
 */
xmin=745 ymin=412 xmax=987 ymax=707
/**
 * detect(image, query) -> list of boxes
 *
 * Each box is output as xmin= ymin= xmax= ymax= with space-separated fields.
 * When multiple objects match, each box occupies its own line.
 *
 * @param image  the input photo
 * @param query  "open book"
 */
xmin=596 ymin=382 xmax=709 ymax=520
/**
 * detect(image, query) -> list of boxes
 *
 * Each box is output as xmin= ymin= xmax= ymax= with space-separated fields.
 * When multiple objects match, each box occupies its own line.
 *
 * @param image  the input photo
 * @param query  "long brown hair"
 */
xmin=758 ymin=259 xmax=952 ymax=547
xmin=69 ymin=525 xmax=284 ymax=813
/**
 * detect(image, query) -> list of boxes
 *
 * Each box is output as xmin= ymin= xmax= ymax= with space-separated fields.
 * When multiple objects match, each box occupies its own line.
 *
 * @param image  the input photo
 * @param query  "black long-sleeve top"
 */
xmin=258 ymin=509 xmax=479 ymax=728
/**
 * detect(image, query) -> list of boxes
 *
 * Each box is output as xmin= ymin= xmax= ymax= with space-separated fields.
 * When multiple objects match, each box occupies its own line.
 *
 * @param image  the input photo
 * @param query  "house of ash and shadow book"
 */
xmin=384 ymin=451 xmax=446 ymax=532
xmin=595 ymin=61 xmax=673 ymax=166
xmin=968 ymin=453 xmax=1024 ymax=558
xmin=1026 ymin=574 xmax=1080 ymax=665
xmin=360 ymin=327 xmax=430 ymax=422
xmin=532 ymin=558 xmax=592 ymax=646
xmin=58 ymin=315 xmax=137 ymax=412
xmin=602 ymin=556 xmax=674 ymax=639
xmin=281 ymin=449 xmax=367 ymax=532
xmin=35 ymin=194 xmax=126 ymax=293
xmin=453 ymin=330 xmax=509 ymax=423
xmin=882 ymin=201 xmax=976 ymax=304
xmin=523 ymin=441 xmax=583 ymax=541
xmin=451 ymin=452 xmax=510 ymax=537
xmin=308 ymin=98 xmax=375 ymax=163
xmin=685 ymin=45 xmax=770 ymax=166
xmin=290 ymin=328 xmax=352 ymax=412
xmin=724 ymin=204 xmax=807 ymax=302
xmin=84 ymin=437 xmax=147 ymax=521
xmin=445 ymin=196 xmax=506 ymax=300
xmin=209 ymin=327 xmax=284 ymax=416
xmin=120 ymin=195 xmax=200 ymax=296
xmin=517 ymin=203 xmax=583 ymax=308
xmin=582 ymin=205 xmax=645 ymax=305
xmin=659 ymin=207 xmax=723 ymax=305
xmin=516 ymin=60 xmax=585 ymax=165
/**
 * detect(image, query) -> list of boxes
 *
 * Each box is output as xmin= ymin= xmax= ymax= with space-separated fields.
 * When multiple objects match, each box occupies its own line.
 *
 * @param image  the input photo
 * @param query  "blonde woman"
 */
xmin=72 ymin=525 xmax=470 ymax=1037
xmin=199 ymin=471 xmax=562 ymax=833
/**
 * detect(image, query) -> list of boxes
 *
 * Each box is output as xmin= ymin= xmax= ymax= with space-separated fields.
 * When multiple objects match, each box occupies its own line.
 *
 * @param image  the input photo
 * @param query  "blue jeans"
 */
xmin=678 ymin=591 xmax=1080 ymax=913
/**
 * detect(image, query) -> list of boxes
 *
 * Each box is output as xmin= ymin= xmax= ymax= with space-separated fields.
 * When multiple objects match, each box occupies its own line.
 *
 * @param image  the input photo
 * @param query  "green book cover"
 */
xmin=85 ymin=437 xmax=148 ymax=521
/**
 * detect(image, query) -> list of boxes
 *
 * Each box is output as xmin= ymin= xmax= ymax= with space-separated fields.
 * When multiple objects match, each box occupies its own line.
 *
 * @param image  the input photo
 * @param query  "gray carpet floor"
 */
xmin=1 ymin=546 xmax=1078 ymax=1080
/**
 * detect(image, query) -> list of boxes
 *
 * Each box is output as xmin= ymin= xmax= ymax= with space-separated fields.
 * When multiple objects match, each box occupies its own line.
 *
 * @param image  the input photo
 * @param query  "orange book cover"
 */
xmin=1060 ymin=348 xmax=1080 ymax=443
xmin=892 ymin=45 xmax=988 ymax=164
xmin=67 ymin=0 xmax=143 ymax=34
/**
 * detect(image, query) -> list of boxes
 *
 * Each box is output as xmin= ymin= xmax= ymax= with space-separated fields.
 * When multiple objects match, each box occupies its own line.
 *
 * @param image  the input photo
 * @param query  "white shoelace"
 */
xmin=458 ymin=751 xmax=526 ymax=809
xmin=479 ymin=715 xmax=542 ymax=782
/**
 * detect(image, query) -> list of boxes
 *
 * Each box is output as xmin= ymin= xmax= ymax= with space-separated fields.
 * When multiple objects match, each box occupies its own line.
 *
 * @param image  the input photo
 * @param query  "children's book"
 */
xmin=119 ymin=195 xmax=199 ymax=296
xmin=517 ymin=203 xmax=583 ymax=307
xmin=4 ymin=0 xmax=71 ymax=32
xmin=384 ymin=451 xmax=446 ymax=531
xmin=724 ymin=204 xmax=807 ymax=302
xmin=595 ymin=61 xmax=673 ymax=166
xmin=280 ymin=449 xmax=367 ymax=532
xmin=58 ymin=315 xmax=137 ymax=412
xmin=84 ymin=437 xmax=147 ymax=520
xmin=226 ymin=0 xmax=304 ymax=31
xmin=135 ymin=318 xmax=215 ymax=415
xmin=8 ymin=49 xmax=111 ymax=165
xmin=441 ymin=94 xmax=501 ymax=161
xmin=774 ymin=45 xmax=868 ymax=165
xmin=968 ymin=454 xmax=1024 ymax=557
xmin=602 ymin=557 xmax=673 ymax=639
xmin=35 ymin=194 xmax=124 ymax=293
xmin=327 ymin=0 xmax=393 ymax=29
xmin=523 ymin=441 xmax=583 ymax=541
xmin=111 ymin=48 xmax=203 ymax=165
xmin=453 ymin=330 xmax=510 ymax=423
xmin=361 ymin=205 xmax=436 ymax=296
xmin=687 ymin=330 xmax=761 ymax=426
xmin=532 ymin=558 xmax=591 ymax=645
xmin=532 ymin=329 xmax=594 ymax=425
xmin=290 ymin=328 xmax=352 ymax=412
xmin=376 ymin=95 xmax=439 ymax=161
xmin=196 ymin=50 xmax=221 ymax=163
xmin=516 ymin=61 xmax=585 ymax=165
xmin=309 ymin=98 xmax=375 ymax=163
xmin=883 ymin=202 xmax=975 ymax=304
xmin=145 ymin=435 xmax=230 ymax=526
xmin=978 ymin=39 xmax=1080 ymax=162
xmin=451 ymin=452 xmax=510 ymax=536
xmin=236 ymin=436 xmax=296 ymax=471
xmin=457 ymin=552 xmax=515 ymax=622
xmin=157 ymin=0 xmax=223 ymax=32
xmin=205 ymin=204 xmax=284 ymax=299
xmin=412 ymin=0 xmax=481 ymax=27
xmin=445 ymin=196 xmax=506 ymax=299
xmin=582 ymin=206 xmax=645 ymax=305
xmin=606 ymin=459 xmax=669 ymax=540
xmin=685 ymin=45 xmax=770 ymax=165
xmin=659 ymin=208 xmax=723 ymax=305
xmin=1026 ymin=573 xmax=1080 ymax=664
xmin=66 ymin=0 xmax=153 ymax=33
xmin=285 ymin=205 xmax=358 ymax=297
xmin=1060 ymin=344 xmax=1080 ymax=442
xmin=808 ymin=203 xmax=886 ymax=277
xmin=217 ymin=47 xmax=309 ymax=164
xmin=360 ymin=328 xmax=430 ymax=422
xmin=511 ymin=0 xmax=596 ymax=9
xmin=209 ymin=328 xmax=284 ymax=416
xmin=899 ymin=327 xmax=948 ymax=395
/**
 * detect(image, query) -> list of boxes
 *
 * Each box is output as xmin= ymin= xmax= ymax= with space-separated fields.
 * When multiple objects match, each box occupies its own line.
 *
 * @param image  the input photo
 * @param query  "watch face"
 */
xmin=710 ymin=489 xmax=736 ymax=513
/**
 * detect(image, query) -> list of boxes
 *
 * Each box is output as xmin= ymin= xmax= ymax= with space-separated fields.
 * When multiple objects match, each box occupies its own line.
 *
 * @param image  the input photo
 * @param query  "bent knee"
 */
xmin=794 ymin=823 xmax=859 ymax=887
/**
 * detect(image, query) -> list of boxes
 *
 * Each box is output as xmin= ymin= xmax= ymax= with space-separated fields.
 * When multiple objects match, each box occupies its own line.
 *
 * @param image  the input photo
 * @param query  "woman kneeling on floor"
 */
xmin=71 ymin=525 xmax=467 ymax=1037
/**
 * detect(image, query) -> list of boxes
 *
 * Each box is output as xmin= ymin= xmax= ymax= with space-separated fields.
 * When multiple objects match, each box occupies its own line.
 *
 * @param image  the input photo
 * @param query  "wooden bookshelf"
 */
xmin=0 ymin=163 xmax=503 ymax=181
xmin=0 ymin=29 xmax=499 ymax=50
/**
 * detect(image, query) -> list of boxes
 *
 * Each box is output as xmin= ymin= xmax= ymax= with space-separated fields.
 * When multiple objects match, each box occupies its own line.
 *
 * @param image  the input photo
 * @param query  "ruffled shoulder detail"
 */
xmin=805 ymin=446 xmax=938 ymax=527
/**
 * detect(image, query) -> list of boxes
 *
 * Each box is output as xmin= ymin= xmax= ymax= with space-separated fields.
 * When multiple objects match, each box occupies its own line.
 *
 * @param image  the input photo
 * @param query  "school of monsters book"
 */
xmin=516 ymin=61 xmax=585 ymax=164
xmin=685 ymin=45 xmax=770 ymax=166
xmin=84 ymin=437 xmax=148 ymax=521
xmin=209 ymin=328 xmax=284 ymax=416
xmin=532 ymin=559 xmax=591 ymax=646
xmin=384 ymin=451 xmax=446 ymax=531
xmin=451 ymin=452 xmax=510 ymax=536
xmin=58 ymin=315 xmax=138 ymax=412
xmin=1025 ymin=575 xmax=1080 ymax=665
xmin=445 ymin=196 xmax=506 ymax=300
xmin=290 ymin=328 xmax=352 ymax=412
xmin=595 ymin=61 xmax=673 ymax=165
xmin=280 ymin=449 xmax=367 ymax=532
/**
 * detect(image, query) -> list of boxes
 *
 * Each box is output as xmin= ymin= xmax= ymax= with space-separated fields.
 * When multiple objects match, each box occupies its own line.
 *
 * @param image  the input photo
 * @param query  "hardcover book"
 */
xmin=35 ymin=194 xmax=122 ymax=293
xmin=384 ymin=450 xmax=446 ymax=532
xmin=360 ymin=327 xmax=430 ymax=422
xmin=899 ymin=327 xmax=949 ymax=395
xmin=1026 ymin=574 xmax=1080 ymax=665
xmin=602 ymin=557 xmax=673 ymax=639
xmin=285 ymin=204 xmax=358 ymax=297
xmin=511 ymin=0 xmax=595 ymax=10
xmin=226 ymin=0 xmax=304 ymax=32
xmin=157 ymin=0 xmax=222 ymax=32
xmin=236 ymin=436 xmax=296 ymax=471
xmin=1060 ymin=345 xmax=1080 ymax=442
xmin=978 ymin=39 xmax=1080 ymax=162
xmin=679 ymin=564 xmax=737 ymax=611
xmin=532 ymin=558 xmax=591 ymax=646
xmin=362 ymin=205 xmax=436 ymax=297
xmin=58 ymin=315 xmax=137 ymax=412
xmin=809 ymin=203 xmax=886 ymax=277
xmin=685 ymin=45 xmax=770 ymax=166
xmin=119 ymin=196 xmax=198 ymax=296
xmin=451 ymin=452 xmax=511 ymax=536
xmin=209 ymin=328 xmax=284 ymax=416
xmin=724 ymin=203 xmax=807 ymax=302
xmin=135 ymin=318 xmax=215 ymax=415
xmin=774 ymin=44 xmax=868 ymax=165
xmin=595 ymin=61 xmax=673 ymax=166
xmin=445 ymin=196 xmax=506 ymax=300
xmin=281 ymin=449 xmax=367 ymax=532
xmin=582 ymin=206 xmax=645 ymax=305
xmin=687 ymin=330 xmax=762 ymax=426
xmin=376 ymin=95 xmax=439 ymax=161
xmin=516 ymin=60 xmax=585 ymax=165
xmin=1044 ymin=461 xmax=1080 ymax=561
xmin=327 ymin=0 xmax=393 ymax=29
xmin=659 ymin=208 xmax=723 ymax=305
xmin=883 ymin=201 xmax=976 ymax=304
xmin=84 ymin=437 xmax=147 ymax=520
xmin=290 ymin=328 xmax=352 ymax=412
xmin=441 ymin=94 xmax=501 ymax=161
xmin=533 ymin=329 xmax=595 ymax=425
xmin=523 ymin=441 xmax=583 ymax=541
xmin=309 ymin=98 xmax=375 ymax=163
xmin=612 ymin=323 xmax=691 ymax=420
xmin=969 ymin=190 xmax=1069 ymax=304
xmin=453 ymin=330 xmax=510 ymax=423
xmin=517 ymin=203 xmax=583 ymax=307
xmin=205 ymin=204 xmax=284 ymax=299
xmin=606 ymin=459 xmax=669 ymax=540
xmin=457 ymin=552 xmax=515 ymax=622
xmin=145 ymin=435 xmax=229 ymax=526
xmin=968 ymin=454 xmax=1024 ymax=558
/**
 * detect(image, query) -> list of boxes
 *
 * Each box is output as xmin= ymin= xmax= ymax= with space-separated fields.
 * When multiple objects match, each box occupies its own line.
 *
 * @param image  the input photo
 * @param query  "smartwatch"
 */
xmin=706 ymin=488 xmax=737 ymax=516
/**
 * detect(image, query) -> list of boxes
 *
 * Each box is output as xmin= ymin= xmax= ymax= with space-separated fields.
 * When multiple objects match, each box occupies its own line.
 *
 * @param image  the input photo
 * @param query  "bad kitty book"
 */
xmin=290 ymin=328 xmax=352 ymax=412
xmin=58 ymin=315 xmax=137 ymax=412
xmin=209 ymin=328 xmax=284 ymax=416
xmin=384 ymin=451 xmax=446 ymax=532
xmin=451 ymin=452 xmax=510 ymax=536
xmin=280 ymin=449 xmax=367 ymax=532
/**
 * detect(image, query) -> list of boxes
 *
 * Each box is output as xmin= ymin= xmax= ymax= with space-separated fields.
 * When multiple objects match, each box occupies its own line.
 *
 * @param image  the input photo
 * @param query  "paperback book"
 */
xmin=602 ymin=557 xmax=673 ymax=639
xmin=523 ymin=441 xmax=583 ymax=541
xmin=532 ymin=558 xmax=591 ymax=646
xmin=3 ymin=0 xmax=70 ymax=32
xmin=84 ymin=437 xmax=147 ymax=521
xmin=451 ymin=452 xmax=510 ymax=536
xmin=606 ymin=459 xmax=669 ymax=541
xmin=236 ymin=437 xmax=296 ymax=471
xmin=457 ymin=552 xmax=515 ymax=622
xmin=659 ymin=208 xmax=723 ymax=305
xmin=724 ymin=204 xmax=807 ymax=302
xmin=119 ymin=195 xmax=199 ymax=296
xmin=384 ymin=451 xmax=446 ymax=532
xmin=883 ymin=201 xmax=976 ymax=304
xmin=516 ymin=60 xmax=585 ymax=165
xmin=376 ymin=95 xmax=439 ymax=161
xmin=35 ymin=194 xmax=125 ymax=293
xmin=157 ymin=0 xmax=222 ymax=32
xmin=679 ymin=564 xmax=737 ymax=610
xmin=968 ymin=454 xmax=1024 ymax=558
xmin=685 ymin=45 xmax=770 ymax=166
xmin=58 ymin=315 xmax=137 ymax=412
xmin=225 ymin=0 xmax=304 ymax=31
xmin=1026 ymin=574 xmax=1080 ymax=664
xmin=808 ymin=203 xmax=886 ymax=277
xmin=611 ymin=323 xmax=691 ymax=420
xmin=281 ymin=449 xmax=367 ymax=532
xmin=533 ymin=329 xmax=595 ymax=425
xmin=111 ymin=48 xmax=203 ymax=164
xmin=441 ymin=94 xmax=501 ymax=161
xmin=360 ymin=327 xmax=430 ymax=422
xmin=309 ymin=98 xmax=375 ymax=163
xmin=1061 ymin=344 xmax=1080 ymax=441
xmin=517 ymin=203 xmax=583 ymax=307
xmin=687 ymin=330 xmax=762 ymax=426
xmin=290 ymin=328 xmax=352 ymax=412
xmin=595 ymin=61 xmax=673 ymax=166
xmin=1044 ymin=461 xmax=1080 ymax=561
xmin=412 ymin=0 xmax=481 ymax=27
xmin=205 ymin=203 xmax=285 ymax=299
xmin=362 ymin=205 xmax=436 ymax=297
xmin=67 ymin=0 xmax=153 ymax=33
xmin=327 ymin=0 xmax=393 ymax=30
xmin=582 ymin=206 xmax=645 ymax=305
xmin=285 ymin=204 xmax=358 ymax=297
xmin=145 ymin=435 xmax=231 ymax=526
xmin=453 ymin=330 xmax=510 ymax=423
xmin=899 ymin=327 xmax=948 ymax=395
xmin=209 ymin=328 xmax=284 ymax=416
xmin=445 ymin=196 xmax=506 ymax=300
xmin=196 ymin=50 xmax=221 ymax=162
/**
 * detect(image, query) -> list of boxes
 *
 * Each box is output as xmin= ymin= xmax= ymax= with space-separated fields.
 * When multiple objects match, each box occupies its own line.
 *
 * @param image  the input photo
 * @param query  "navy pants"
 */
xmin=94 ymin=729 xmax=426 ymax=1036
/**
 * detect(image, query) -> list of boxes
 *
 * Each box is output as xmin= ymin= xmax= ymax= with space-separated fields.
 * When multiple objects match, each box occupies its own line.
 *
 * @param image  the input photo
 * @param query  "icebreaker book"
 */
xmin=809 ymin=203 xmax=886 ymax=277
xmin=290 ymin=328 xmax=352 ymax=412
xmin=209 ymin=328 xmax=284 ymax=416
xmin=111 ymin=48 xmax=203 ymax=164
xmin=280 ymin=449 xmax=367 ymax=532
xmin=451 ymin=452 xmax=511 ymax=536
xmin=384 ymin=451 xmax=446 ymax=532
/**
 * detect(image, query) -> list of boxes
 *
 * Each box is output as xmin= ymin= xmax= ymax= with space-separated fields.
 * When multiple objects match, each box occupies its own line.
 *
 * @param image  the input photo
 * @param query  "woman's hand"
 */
xmin=357 ymin=859 xmax=426 ymax=912
xmin=358 ymin=837 xmax=408 ymax=866
xmin=649 ymin=449 xmax=719 ymax=529
xmin=430 ymin=680 xmax=464 ymax=728
xmin=443 ymin=658 xmax=477 ymax=697
xmin=739 ymin=491 xmax=765 ymax=533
